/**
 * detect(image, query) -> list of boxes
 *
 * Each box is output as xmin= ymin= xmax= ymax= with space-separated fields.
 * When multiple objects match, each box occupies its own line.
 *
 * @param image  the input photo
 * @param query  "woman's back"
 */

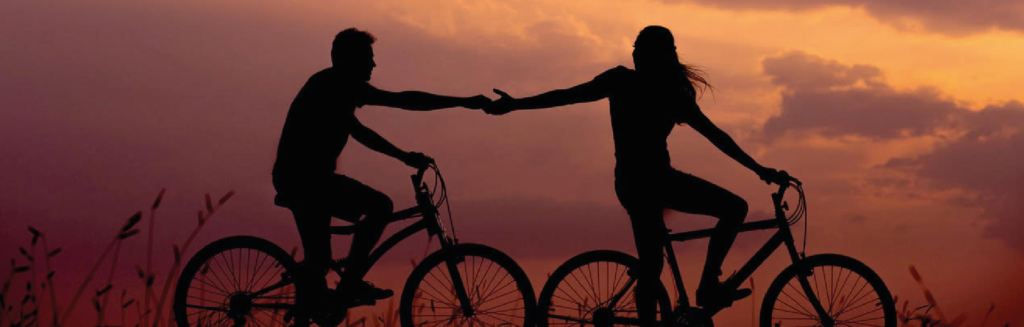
xmin=597 ymin=66 xmax=697 ymax=179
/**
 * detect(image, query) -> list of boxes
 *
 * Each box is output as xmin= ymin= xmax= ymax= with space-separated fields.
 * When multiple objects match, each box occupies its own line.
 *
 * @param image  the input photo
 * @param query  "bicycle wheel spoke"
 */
xmin=176 ymin=239 xmax=298 ymax=327
xmin=765 ymin=256 xmax=895 ymax=327
xmin=555 ymin=279 xmax=590 ymax=308
xmin=577 ymin=265 xmax=604 ymax=307
xmin=406 ymin=249 xmax=528 ymax=327
xmin=834 ymin=275 xmax=868 ymax=316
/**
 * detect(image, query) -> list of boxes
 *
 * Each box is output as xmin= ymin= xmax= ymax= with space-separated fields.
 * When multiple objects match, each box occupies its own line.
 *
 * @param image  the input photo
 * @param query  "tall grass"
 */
xmin=0 ymin=189 xmax=233 ymax=327
xmin=895 ymin=266 xmax=1008 ymax=327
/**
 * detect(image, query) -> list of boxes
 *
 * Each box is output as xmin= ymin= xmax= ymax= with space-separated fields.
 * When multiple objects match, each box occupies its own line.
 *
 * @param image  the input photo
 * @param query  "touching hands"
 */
xmin=483 ymin=89 xmax=515 ymax=115
xmin=464 ymin=95 xmax=492 ymax=109
xmin=402 ymin=151 xmax=434 ymax=169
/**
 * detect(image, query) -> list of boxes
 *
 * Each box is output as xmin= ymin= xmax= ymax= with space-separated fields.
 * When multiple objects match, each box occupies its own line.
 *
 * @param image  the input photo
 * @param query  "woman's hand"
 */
xmin=401 ymin=151 xmax=435 ymax=169
xmin=484 ymin=89 xmax=516 ymax=115
xmin=756 ymin=166 xmax=780 ymax=185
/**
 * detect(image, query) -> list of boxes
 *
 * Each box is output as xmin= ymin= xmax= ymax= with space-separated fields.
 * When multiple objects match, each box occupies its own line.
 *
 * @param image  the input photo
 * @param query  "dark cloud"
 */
xmin=891 ymin=114 xmax=1024 ymax=250
xmin=761 ymin=52 xmax=961 ymax=140
xmin=760 ymin=51 xmax=1024 ymax=252
xmin=653 ymin=0 xmax=1024 ymax=35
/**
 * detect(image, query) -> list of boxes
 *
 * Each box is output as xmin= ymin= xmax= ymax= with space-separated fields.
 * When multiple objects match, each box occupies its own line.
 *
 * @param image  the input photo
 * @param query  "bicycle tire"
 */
xmin=537 ymin=250 xmax=673 ymax=327
xmin=760 ymin=254 xmax=896 ymax=327
xmin=174 ymin=235 xmax=303 ymax=327
xmin=399 ymin=243 xmax=536 ymax=327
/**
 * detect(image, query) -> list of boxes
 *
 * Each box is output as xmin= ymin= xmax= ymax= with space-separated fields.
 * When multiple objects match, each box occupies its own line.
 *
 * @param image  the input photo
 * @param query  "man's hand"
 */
xmin=483 ymin=89 xmax=516 ymax=115
xmin=464 ymin=95 xmax=492 ymax=109
xmin=402 ymin=151 xmax=434 ymax=169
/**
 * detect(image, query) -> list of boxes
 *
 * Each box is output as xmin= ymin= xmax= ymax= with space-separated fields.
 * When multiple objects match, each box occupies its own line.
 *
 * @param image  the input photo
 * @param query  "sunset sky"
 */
xmin=2 ymin=0 xmax=1023 ymax=325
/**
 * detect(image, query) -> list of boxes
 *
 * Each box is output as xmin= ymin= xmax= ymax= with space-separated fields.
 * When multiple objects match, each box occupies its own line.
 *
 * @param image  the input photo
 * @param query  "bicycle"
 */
xmin=537 ymin=172 xmax=897 ymax=327
xmin=173 ymin=163 xmax=537 ymax=327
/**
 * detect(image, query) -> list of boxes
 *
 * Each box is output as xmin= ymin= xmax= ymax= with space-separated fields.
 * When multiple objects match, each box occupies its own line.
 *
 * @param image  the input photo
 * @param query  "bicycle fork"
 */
xmin=781 ymin=227 xmax=835 ymax=327
xmin=443 ymin=255 xmax=476 ymax=317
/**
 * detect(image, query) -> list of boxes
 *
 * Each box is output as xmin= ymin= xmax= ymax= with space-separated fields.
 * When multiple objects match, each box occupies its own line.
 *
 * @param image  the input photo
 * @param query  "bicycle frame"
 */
xmin=319 ymin=166 xmax=477 ymax=314
xmin=658 ymin=181 xmax=834 ymax=324
xmin=326 ymin=166 xmax=457 ymax=273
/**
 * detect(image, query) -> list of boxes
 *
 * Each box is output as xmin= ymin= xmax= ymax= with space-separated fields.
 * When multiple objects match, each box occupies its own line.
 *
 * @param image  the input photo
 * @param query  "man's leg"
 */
xmin=291 ymin=207 xmax=333 ymax=306
xmin=329 ymin=175 xmax=394 ymax=299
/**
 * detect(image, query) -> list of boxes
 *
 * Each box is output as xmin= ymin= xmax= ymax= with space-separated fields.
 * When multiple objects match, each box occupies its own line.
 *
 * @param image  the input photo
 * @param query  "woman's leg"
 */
xmin=616 ymin=180 xmax=666 ymax=326
xmin=662 ymin=171 xmax=749 ymax=304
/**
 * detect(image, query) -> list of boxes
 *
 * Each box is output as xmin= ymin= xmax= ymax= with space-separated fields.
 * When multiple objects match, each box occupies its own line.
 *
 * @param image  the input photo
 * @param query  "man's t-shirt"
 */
xmin=272 ymin=67 xmax=374 ymax=191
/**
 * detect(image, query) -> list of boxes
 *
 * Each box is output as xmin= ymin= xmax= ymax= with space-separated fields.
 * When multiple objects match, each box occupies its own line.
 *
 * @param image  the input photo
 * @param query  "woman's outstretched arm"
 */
xmin=486 ymin=66 xmax=625 ymax=114
xmin=688 ymin=109 xmax=777 ymax=181
xmin=491 ymin=82 xmax=606 ymax=112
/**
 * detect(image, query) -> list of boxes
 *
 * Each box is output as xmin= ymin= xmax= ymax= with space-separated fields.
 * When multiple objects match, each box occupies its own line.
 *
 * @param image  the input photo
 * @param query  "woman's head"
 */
xmin=632 ymin=25 xmax=678 ymax=72
xmin=631 ymin=25 xmax=712 ymax=102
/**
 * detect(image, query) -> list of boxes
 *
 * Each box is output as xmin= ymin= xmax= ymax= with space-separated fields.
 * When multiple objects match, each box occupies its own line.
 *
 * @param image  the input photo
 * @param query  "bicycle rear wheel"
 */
xmin=400 ymin=243 xmax=536 ymax=327
xmin=760 ymin=254 xmax=896 ymax=327
xmin=174 ymin=236 xmax=301 ymax=327
xmin=538 ymin=250 xmax=672 ymax=327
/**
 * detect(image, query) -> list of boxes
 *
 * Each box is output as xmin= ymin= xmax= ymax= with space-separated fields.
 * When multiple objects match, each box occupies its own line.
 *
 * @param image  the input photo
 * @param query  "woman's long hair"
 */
xmin=635 ymin=25 xmax=713 ymax=124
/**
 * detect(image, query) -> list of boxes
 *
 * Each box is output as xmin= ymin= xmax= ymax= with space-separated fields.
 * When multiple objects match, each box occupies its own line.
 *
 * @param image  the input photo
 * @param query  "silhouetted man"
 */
xmin=273 ymin=28 xmax=489 ymax=307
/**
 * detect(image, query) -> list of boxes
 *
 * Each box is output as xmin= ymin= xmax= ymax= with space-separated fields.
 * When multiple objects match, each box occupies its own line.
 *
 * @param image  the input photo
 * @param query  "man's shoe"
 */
xmin=695 ymin=282 xmax=752 ymax=308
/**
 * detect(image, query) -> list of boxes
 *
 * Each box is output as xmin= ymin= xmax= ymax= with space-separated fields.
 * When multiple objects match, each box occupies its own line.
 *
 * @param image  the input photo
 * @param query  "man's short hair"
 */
xmin=331 ymin=28 xmax=376 ymax=63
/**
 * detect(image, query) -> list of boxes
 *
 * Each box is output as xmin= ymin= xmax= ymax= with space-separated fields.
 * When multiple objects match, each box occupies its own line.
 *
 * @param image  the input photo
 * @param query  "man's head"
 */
xmin=331 ymin=28 xmax=376 ymax=81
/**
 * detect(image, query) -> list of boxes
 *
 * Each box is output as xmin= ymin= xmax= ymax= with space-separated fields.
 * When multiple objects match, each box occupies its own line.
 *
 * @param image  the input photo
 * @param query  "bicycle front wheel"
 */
xmin=760 ymin=254 xmax=896 ymax=327
xmin=538 ymin=250 xmax=672 ymax=327
xmin=400 ymin=243 xmax=536 ymax=327
xmin=174 ymin=236 xmax=300 ymax=327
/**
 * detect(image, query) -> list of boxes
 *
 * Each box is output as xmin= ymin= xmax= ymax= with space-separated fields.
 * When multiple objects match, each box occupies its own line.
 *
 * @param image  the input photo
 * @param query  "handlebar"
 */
xmin=410 ymin=156 xmax=436 ymax=186
xmin=410 ymin=160 xmax=458 ymax=242
xmin=771 ymin=170 xmax=807 ymax=229
xmin=772 ymin=170 xmax=801 ymax=188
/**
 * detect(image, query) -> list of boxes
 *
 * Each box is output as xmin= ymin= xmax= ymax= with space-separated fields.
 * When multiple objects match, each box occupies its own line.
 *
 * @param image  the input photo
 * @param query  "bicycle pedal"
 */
xmin=340 ymin=298 xmax=376 ymax=308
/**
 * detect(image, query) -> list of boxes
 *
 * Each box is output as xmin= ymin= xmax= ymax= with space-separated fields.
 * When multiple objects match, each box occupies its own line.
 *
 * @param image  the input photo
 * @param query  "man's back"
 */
xmin=273 ymin=68 xmax=371 ymax=188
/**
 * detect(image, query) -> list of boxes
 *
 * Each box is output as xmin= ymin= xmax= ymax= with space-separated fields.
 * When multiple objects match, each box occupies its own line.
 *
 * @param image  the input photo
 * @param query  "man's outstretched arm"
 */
xmin=366 ymin=88 xmax=490 ymax=111
xmin=349 ymin=117 xmax=430 ymax=167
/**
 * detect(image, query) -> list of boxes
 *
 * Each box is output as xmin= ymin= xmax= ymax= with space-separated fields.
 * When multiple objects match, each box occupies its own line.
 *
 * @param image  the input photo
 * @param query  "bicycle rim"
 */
xmin=400 ymin=243 xmax=535 ymax=327
xmin=760 ymin=254 xmax=896 ymax=327
xmin=538 ymin=250 xmax=672 ymax=327
xmin=174 ymin=236 xmax=298 ymax=327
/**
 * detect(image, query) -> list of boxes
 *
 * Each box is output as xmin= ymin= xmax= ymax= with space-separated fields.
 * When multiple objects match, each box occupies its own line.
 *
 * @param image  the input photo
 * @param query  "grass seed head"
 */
xmin=172 ymin=245 xmax=181 ymax=264
xmin=122 ymin=211 xmax=143 ymax=232
xmin=218 ymin=191 xmax=235 ymax=205
xmin=205 ymin=194 xmax=214 ymax=214
xmin=96 ymin=285 xmax=112 ymax=296
xmin=909 ymin=265 xmax=922 ymax=282
xmin=119 ymin=229 xmax=141 ymax=240
xmin=152 ymin=188 xmax=167 ymax=210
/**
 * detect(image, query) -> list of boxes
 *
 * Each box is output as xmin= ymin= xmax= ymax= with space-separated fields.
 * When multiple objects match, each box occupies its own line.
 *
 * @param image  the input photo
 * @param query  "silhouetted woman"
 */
xmin=486 ymin=25 xmax=781 ymax=324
